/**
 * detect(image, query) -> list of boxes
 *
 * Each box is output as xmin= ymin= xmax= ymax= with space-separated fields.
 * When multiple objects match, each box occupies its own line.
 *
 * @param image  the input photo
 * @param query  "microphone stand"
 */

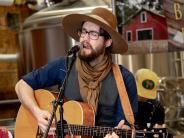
xmin=43 ymin=52 xmax=77 ymax=138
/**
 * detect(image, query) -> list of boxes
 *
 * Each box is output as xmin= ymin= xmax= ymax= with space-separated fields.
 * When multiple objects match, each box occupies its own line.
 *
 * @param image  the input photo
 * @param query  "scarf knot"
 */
xmin=89 ymin=81 xmax=99 ymax=89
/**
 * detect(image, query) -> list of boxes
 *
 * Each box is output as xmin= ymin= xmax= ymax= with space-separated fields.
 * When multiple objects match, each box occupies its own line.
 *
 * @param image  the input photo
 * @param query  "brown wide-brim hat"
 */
xmin=62 ymin=7 xmax=128 ymax=54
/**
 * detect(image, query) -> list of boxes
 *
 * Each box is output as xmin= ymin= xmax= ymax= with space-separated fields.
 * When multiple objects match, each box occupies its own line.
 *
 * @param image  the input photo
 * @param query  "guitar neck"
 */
xmin=63 ymin=124 xmax=138 ymax=137
xmin=57 ymin=124 xmax=168 ymax=138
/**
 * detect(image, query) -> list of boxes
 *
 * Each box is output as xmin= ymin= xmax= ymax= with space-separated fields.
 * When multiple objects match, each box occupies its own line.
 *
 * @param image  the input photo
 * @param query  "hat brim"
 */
xmin=62 ymin=14 xmax=128 ymax=54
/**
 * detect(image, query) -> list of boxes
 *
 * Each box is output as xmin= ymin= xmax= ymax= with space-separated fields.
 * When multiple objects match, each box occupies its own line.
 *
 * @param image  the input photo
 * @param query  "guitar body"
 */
xmin=63 ymin=101 xmax=95 ymax=138
xmin=15 ymin=89 xmax=95 ymax=138
xmin=15 ymin=89 xmax=60 ymax=138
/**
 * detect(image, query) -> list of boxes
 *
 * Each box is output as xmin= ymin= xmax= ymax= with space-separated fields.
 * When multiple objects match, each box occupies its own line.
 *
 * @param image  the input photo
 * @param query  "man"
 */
xmin=15 ymin=7 xmax=138 ymax=138
xmin=134 ymin=68 xmax=165 ymax=130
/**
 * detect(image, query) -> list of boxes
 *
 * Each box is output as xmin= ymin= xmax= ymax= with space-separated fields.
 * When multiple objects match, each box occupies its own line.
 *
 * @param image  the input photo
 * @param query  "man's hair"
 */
xmin=99 ymin=28 xmax=111 ymax=40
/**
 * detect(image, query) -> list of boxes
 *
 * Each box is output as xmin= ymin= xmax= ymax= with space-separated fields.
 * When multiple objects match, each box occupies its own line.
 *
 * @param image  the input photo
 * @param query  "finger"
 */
xmin=121 ymin=125 xmax=130 ymax=130
xmin=43 ymin=111 xmax=52 ymax=120
xmin=107 ymin=134 xmax=113 ymax=138
xmin=116 ymin=120 xmax=125 ymax=129
xmin=39 ymin=124 xmax=48 ymax=133
xmin=112 ymin=132 xmax=119 ymax=138
xmin=48 ymin=127 xmax=56 ymax=135
xmin=39 ymin=111 xmax=52 ymax=125
xmin=49 ymin=127 xmax=56 ymax=132
xmin=38 ymin=117 xmax=49 ymax=127
xmin=104 ymin=134 xmax=110 ymax=138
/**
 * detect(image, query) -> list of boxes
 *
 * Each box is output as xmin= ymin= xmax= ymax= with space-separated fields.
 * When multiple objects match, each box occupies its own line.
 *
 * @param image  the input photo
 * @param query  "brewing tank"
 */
xmin=17 ymin=0 xmax=111 ymax=77
xmin=18 ymin=0 xmax=183 ymax=78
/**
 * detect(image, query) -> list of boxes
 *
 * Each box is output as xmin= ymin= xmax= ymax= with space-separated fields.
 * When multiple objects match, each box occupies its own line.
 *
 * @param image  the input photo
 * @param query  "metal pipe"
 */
xmin=111 ymin=0 xmax=116 ymax=14
xmin=0 ymin=99 xmax=19 ymax=105
xmin=0 ymin=54 xmax=17 ymax=61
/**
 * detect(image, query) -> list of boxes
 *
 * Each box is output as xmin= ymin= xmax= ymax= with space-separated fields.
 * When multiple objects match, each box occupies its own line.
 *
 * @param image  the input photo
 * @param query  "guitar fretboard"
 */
xmin=56 ymin=123 xmax=168 ymax=138
xmin=60 ymin=124 xmax=144 ymax=137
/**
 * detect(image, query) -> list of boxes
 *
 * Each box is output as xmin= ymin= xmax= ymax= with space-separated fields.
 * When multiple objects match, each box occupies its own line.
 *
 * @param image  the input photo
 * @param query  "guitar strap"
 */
xmin=112 ymin=64 xmax=135 ymax=129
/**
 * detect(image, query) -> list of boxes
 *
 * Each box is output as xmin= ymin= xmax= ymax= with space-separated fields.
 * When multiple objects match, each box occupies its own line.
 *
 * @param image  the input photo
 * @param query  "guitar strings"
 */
xmin=56 ymin=123 xmax=165 ymax=138
xmin=68 ymin=124 xmax=74 ymax=138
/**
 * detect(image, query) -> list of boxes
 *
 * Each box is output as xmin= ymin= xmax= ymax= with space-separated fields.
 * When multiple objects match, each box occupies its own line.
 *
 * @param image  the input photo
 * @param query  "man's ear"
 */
xmin=105 ymin=39 xmax=112 ymax=48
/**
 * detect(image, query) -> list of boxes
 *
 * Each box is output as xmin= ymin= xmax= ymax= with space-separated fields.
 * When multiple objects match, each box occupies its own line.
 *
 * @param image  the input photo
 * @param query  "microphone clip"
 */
xmin=67 ymin=43 xmax=82 ymax=56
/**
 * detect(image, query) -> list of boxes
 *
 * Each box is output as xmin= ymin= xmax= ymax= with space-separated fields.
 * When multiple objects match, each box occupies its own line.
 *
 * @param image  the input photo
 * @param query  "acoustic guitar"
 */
xmin=15 ymin=89 xmax=168 ymax=138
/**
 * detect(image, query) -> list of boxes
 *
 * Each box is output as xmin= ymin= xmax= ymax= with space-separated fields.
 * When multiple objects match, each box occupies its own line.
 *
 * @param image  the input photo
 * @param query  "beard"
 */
xmin=78 ymin=44 xmax=105 ymax=62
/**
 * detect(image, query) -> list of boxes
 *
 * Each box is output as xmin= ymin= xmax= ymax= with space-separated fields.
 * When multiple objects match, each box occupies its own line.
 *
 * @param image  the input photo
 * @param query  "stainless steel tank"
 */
xmin=117 ymin=51 xmax=184 ymax=77
xmin=18 ymin=0 xmax=111 ymax=77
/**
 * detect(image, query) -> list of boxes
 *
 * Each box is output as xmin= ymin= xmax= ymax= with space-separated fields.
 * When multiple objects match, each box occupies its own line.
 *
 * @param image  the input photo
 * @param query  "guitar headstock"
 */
xmin=141 ymin=128 xmax=173 ymax=138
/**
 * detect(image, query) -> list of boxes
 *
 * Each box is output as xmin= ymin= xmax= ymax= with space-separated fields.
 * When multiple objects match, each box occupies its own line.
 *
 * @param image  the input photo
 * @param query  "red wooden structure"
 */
xmin=123 ymin=8 xmax=168 ymax=42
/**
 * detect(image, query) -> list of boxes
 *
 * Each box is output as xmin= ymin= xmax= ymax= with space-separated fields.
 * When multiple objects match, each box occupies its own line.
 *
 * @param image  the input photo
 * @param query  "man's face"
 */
xmin=78 ymin=21 xmax=106 ymax=62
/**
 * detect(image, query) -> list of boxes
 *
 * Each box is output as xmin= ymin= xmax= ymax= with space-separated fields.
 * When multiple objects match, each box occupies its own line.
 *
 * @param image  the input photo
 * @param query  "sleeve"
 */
xmin=22 ymin=57 xmax=66 ymax=90
xmin=115 ymin=65 xmax=138 ymax=125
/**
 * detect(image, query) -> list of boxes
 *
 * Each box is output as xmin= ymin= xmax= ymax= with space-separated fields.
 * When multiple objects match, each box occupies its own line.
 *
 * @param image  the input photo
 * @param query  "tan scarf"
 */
xmin=76 ymin=54 xmax=112 ymax=114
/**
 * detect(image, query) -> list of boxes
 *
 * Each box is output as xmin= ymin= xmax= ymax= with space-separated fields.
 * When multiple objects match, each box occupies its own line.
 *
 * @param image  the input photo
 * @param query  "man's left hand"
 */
xmin=116 ymin=120 xmax=130 ymax=129
xmin=104 ymin=132 xmax=119 ymax=138
xmin=104 ymin=120 xmax=130 ymax=138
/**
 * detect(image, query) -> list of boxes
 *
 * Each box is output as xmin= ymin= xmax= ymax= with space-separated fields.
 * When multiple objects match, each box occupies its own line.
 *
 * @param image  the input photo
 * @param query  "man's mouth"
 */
xmin=83 ymin=44 xmax=91 ymax=49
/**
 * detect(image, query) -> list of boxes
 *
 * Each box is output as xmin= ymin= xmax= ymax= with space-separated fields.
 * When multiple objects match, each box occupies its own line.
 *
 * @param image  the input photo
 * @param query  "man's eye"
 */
xmin=91 ymin=32 xmax=98 ymax=36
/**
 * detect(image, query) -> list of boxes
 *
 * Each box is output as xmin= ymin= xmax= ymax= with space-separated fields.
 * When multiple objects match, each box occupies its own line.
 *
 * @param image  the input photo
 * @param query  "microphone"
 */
xmin=67 ymin=43 xmax=82 ymax=55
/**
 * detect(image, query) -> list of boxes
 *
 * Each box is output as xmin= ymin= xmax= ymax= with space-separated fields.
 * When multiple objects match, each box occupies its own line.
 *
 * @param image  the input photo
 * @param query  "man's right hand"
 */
xmin=33 ymin=108 xmax=53 ymax=133
xmin=15 ymin=79 xmax=56 ymax=135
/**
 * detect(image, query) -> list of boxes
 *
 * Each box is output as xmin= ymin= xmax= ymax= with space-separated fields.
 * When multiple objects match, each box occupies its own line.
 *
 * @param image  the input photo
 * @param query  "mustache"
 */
xmin=81 ymin=42 xmax=93 ymax=49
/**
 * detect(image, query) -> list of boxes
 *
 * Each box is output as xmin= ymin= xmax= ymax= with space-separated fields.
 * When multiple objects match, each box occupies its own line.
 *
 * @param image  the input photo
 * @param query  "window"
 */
xmin=140 ymin=12 xmax=147 ymax=23
xmin=137 ymin=29 xmax=153 ymax=40
xmin=126 ymin=31 xmax=132 ymax=41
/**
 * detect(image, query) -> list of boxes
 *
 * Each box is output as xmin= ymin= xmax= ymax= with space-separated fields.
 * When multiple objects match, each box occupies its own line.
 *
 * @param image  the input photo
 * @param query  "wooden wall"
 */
xmin=0 ymin=5 xmax=34 ymax=119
